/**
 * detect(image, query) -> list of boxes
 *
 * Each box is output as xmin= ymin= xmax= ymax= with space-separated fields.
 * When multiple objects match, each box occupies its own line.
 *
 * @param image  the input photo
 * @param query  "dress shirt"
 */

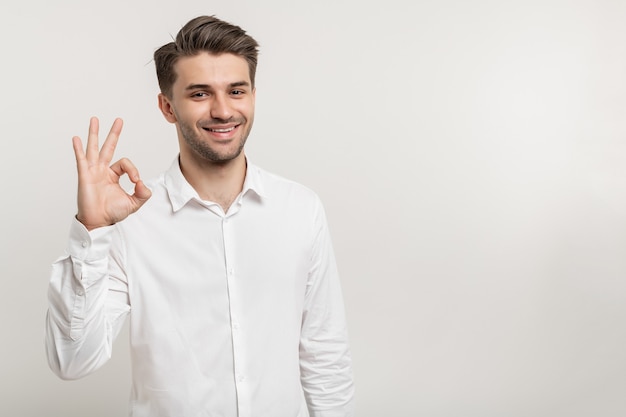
xmin=46 ymin=158 xmax=354 ymax=417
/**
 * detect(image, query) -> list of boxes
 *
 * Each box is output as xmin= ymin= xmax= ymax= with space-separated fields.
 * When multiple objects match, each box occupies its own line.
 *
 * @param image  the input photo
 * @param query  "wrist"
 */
xmin=75 ymin=214 xmax=112 ymax=231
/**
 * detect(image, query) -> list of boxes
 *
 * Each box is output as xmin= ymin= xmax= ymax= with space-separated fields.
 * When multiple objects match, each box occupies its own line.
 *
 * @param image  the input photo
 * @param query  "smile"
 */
xmin=203 ymin=125 xmax=239 ymax=133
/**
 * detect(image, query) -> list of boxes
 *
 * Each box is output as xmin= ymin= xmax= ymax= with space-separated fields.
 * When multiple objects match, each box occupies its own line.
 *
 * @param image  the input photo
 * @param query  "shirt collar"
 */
xmin=164 ymin=156 xmax=266 ymax=212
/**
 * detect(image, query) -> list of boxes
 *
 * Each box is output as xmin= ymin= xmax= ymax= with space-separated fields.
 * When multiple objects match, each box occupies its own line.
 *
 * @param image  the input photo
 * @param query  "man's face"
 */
xmin=160 ymin=52 xmax=255 ymax=164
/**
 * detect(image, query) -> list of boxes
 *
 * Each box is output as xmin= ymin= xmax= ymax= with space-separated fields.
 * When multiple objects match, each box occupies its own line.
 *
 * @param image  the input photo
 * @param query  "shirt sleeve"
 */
xmin=45 ymin=217 xmax=130 ymax=380
xmin=299 ymin=199 xmax=355 ymax=417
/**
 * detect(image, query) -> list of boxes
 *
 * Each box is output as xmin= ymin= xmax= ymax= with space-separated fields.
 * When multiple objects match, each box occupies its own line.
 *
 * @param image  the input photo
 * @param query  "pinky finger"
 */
xmin=72 ymin=136 xmax=87 ymax=164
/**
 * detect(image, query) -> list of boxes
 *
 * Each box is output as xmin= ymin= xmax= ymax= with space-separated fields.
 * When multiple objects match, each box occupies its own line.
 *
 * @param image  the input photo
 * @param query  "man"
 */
xmin=45 ymin=15 xmax=354 ymax=417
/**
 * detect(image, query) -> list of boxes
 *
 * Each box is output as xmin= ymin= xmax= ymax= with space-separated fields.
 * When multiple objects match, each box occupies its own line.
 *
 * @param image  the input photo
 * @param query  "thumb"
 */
xmin=130 ymin=180 xmax=152 ymax=208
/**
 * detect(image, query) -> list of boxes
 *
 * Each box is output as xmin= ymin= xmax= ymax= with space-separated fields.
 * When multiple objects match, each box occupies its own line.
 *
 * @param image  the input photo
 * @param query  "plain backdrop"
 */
xmin=1 ymin=0 xmax=625 ymax=416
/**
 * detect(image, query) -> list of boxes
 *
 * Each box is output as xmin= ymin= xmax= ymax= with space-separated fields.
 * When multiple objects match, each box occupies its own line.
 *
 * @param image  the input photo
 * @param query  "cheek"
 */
xmin=176 ymin=103 xmax=204 ymax=122
xmin=239 ymin=102 xmax=255 ymax=120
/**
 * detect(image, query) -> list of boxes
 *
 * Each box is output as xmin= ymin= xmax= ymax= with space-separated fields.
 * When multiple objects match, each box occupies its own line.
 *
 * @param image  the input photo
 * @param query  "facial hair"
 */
xmin=177 ymin=113 xmax=252 ymax=164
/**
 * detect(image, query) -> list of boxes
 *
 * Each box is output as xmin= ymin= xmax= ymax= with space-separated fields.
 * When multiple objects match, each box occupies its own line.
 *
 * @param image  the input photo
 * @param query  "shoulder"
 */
xmin=140 ymin=172 xmax=169 ymax=205
xmin=248 ymin=163 xmax=327 ymax=223
xmin=143 ymin=171 xmax=167 ymax=192
xmin=120 ymin=172 xmax=169 ymax=224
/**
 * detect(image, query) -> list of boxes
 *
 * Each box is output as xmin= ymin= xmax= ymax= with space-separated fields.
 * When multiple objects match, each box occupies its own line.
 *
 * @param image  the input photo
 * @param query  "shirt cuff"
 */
xmin=66 ymin=217 xmax=115 ymax=261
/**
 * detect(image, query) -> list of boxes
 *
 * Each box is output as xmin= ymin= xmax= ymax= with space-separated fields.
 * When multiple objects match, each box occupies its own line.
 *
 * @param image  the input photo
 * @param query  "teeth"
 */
xmin=207 ymin=127 xmax=235 ymax=133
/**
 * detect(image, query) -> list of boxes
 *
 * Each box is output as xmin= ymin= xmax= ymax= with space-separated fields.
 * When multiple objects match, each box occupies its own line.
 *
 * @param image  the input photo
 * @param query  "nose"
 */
xmin=210 ymin=93 xmax=232 ymax=121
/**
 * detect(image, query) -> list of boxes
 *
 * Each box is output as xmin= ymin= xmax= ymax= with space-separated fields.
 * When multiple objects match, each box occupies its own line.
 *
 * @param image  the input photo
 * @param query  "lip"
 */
xmin=201 ymin=123 xmax=241 ymax=139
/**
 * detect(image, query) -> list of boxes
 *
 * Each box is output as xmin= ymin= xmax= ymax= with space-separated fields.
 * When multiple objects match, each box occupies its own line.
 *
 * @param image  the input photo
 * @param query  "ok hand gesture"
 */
xmin=72 ymin=117 xmax=152 ymax=231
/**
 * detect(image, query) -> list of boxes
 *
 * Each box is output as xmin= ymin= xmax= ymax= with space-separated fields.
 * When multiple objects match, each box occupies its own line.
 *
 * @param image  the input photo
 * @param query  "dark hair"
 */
xmin=154 ymin=16 xmax=259 ymax=97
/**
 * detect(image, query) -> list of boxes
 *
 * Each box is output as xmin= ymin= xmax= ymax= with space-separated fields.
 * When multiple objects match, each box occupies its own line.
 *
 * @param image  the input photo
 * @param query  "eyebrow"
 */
xmin=185 ymin=81 xmax=251 ymax=91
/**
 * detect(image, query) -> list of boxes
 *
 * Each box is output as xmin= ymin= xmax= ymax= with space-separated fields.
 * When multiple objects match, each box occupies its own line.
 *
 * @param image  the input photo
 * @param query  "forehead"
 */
xmin=173 ymin=52 xmax=251 ymax=88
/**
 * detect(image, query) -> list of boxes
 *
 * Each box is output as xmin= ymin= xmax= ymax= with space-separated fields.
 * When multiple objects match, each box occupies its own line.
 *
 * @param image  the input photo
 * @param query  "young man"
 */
xmin=45 ymin=16 xmax=354 ymax=417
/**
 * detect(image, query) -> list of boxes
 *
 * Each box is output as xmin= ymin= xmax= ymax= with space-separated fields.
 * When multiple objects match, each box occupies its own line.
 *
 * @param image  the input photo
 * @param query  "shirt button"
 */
xmin=81 ymin=241 xmax=88 ymax=248
xmin=77 ymin=289 xmax=84 ymax=296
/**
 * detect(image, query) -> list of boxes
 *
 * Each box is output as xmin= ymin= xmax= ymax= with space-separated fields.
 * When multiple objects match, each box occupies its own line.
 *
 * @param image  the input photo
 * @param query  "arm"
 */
xmin=45 ymin=219 xmax=129 ymax=379
xmin=300 ymin=200 xmax=355 ymax=417
xmin=45 ymin=117 xmax=151 ymax=379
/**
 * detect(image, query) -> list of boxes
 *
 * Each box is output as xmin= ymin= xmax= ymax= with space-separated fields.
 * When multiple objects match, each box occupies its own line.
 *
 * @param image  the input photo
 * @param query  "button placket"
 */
xmin=222 ymin=216 xmax=246 ymax=408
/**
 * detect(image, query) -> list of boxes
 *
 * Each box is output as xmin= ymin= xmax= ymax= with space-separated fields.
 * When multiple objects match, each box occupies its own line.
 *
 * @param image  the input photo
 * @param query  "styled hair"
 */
xmin=154 ymin=16 xmax=259 ymax=97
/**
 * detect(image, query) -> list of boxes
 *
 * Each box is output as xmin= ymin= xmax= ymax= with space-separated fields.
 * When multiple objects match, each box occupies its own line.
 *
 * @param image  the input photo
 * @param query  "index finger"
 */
xmin=99 ymin=118 xmax=124 ymax=165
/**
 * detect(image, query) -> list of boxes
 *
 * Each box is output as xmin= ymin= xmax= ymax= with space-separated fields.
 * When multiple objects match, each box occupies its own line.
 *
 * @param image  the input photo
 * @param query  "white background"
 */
xmin=1 ymin=0 xmax=625 ymax=416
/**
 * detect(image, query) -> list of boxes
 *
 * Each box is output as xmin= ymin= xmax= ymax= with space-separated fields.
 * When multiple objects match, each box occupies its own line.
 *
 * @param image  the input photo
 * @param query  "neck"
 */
xmin=179 ymin=151 xmax=247 ymax=212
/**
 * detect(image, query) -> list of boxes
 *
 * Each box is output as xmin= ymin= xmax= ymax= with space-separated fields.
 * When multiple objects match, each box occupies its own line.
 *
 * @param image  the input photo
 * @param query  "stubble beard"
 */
xmin=178 ymin=117 xmax=252 ymax=164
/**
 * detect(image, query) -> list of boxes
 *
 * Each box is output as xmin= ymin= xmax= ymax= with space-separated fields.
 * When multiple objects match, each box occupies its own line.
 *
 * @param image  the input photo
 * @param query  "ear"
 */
xmin=158 ymin=93 xmax=177 ymax=123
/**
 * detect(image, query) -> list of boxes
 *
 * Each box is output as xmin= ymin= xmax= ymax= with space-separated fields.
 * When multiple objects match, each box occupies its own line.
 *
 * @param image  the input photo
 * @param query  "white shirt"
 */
xmin=46 ymin=159 xmax=354 ymax=417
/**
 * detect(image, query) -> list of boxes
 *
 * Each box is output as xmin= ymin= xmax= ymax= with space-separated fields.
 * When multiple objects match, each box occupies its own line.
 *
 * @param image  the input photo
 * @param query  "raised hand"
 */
xmin=73 ymin=117 xmax=152 ymax=231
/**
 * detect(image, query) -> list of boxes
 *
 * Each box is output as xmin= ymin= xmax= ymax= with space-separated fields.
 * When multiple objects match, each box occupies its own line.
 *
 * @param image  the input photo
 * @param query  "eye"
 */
xmin=191 ymin=92 xmax=209 ymax=98
xmin=231 ymin=89 xmax=245 ymax=96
